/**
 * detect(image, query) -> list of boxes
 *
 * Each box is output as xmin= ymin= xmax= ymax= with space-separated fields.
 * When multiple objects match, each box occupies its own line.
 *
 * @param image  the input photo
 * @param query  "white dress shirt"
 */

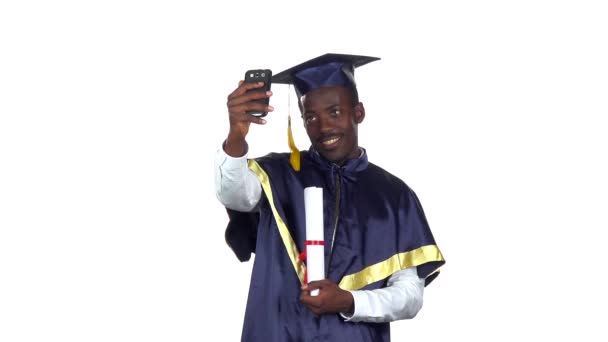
xmin=214 ymin=147 xmax=425 ymax=322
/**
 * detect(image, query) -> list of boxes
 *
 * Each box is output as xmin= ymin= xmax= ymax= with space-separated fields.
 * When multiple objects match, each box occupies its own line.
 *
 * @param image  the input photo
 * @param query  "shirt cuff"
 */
xmin=217 ymin=142 xmax=249 ymax=170
xmin=339 ymin=290 xmax=368 ymax=321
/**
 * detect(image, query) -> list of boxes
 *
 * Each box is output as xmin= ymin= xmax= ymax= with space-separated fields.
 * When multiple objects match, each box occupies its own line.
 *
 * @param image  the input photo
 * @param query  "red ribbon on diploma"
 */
xmin=299 ymin=240 xmax=324 ymax=284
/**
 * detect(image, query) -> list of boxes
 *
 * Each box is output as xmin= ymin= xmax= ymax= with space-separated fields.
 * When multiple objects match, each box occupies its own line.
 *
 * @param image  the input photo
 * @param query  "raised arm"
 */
xmin=214 ymin=80 xmax=273 ymax=211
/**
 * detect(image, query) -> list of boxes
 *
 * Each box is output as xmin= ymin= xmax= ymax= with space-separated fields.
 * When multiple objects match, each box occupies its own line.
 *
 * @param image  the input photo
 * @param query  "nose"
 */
xmin=318 ymin=114 xmax=334 ymax=134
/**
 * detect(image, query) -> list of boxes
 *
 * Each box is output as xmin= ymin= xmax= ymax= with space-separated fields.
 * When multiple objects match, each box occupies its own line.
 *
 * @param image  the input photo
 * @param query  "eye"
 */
xmin=304 ymin=115 xmax=317 ymax=125
xmin=330 ymin=109 xmax=341 ymax=117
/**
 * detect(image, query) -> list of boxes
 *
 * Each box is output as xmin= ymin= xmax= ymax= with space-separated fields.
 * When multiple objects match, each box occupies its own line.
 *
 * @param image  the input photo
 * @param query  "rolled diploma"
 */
xmin=304 ymin=187 xmax=324 ymax=296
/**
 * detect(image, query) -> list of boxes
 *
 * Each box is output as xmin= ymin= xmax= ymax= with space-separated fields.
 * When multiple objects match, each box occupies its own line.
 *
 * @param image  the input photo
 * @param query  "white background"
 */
xmin=1 ymin=1 xmax=607 ymax=341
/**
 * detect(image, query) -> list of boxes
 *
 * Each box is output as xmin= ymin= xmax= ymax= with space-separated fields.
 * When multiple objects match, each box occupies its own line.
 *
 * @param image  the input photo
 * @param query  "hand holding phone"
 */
xmin=244 ymin=69 xmax=272 ymax=117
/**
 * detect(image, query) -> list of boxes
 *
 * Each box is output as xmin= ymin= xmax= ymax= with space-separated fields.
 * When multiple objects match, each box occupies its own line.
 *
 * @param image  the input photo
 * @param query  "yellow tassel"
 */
xmin=288 ymin=115 xmax=301 ymax=171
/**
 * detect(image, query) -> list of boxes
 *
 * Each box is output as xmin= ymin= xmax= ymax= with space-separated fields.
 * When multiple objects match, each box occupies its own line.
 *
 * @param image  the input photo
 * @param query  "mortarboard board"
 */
xmin=270 ymin=53 xmax=380 ymax=171
xmin=272 ymin=53 xmax=380 ymax=99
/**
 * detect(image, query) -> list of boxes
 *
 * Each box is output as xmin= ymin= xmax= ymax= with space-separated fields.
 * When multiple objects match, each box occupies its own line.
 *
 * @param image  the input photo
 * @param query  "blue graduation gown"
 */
xmin=225 ymin=149 xmax=445 ymax=342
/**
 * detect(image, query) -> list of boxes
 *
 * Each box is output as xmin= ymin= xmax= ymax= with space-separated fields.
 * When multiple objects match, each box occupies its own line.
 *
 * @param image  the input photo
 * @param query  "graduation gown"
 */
xmin=224 ymin=149 xmax=445 ymax=342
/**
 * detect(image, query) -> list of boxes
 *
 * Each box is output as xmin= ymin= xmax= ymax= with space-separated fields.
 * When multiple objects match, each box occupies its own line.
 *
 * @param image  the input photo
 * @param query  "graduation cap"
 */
xmin=271 ymin=53 xmax=381 ymax=171
xmin=272 ymin=53 xmax=380 ymax=99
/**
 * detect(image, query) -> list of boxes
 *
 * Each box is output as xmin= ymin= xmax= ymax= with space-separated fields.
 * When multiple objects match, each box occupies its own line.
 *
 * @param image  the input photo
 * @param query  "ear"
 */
xmin=354 ymin=102 xmax=365 ymax=124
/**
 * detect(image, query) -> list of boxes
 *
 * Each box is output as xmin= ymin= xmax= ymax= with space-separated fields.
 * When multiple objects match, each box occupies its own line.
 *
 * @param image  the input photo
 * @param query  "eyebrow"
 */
xmin=303 ymin=103 xmax=340 ymax=116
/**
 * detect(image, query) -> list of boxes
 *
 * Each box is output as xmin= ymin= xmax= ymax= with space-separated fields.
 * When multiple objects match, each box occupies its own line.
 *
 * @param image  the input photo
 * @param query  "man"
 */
xmin=215 ymin=53 xmax=445 ymax=341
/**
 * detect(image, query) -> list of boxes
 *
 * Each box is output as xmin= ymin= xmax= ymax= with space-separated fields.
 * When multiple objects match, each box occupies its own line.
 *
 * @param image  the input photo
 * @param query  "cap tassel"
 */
xmin=288 ymin=115 xmax=301 ymax=171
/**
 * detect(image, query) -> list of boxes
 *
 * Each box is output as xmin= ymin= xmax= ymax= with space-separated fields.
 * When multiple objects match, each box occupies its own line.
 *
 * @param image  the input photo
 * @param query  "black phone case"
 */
xmin=244 ymin=69 xmax=272 ymax=117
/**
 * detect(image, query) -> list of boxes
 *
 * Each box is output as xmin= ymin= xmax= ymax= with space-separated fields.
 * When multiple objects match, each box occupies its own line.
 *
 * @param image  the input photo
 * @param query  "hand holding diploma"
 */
xmin=303 ymin=187 xmax=325 ymax=296
xmin=300 ymin=187 xmax=354 ymax=316
xmin=300 ymin=280 xmax=355 ymax=316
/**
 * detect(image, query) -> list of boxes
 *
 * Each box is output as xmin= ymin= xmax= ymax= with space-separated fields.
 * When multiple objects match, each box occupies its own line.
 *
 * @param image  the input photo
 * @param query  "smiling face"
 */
xmin=301 ymin=86 xmax=365 ymax=165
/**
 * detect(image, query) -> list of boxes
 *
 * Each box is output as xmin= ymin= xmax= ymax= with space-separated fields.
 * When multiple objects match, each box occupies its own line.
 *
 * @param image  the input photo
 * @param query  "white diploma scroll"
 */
xmin=304 ymin=187 xmax=325 ymax=296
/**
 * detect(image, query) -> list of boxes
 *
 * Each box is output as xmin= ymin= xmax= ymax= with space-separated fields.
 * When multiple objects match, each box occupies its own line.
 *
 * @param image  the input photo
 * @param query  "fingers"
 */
xmin=227 ymin=88 xmax=273 ymax=123
xmin=302 ymin=279 xmax=331 ymax=291
xmin=227 ymin=91 xmax=273 ymax=111
xmin=300 ymin=280 xmax=331 ymax=306
xmin=300 ymin=291 xmax=320 ymax=307
xmin=224 ymin=80 xmax=273 ymax=140
xmin=227 ymin=81 xmax=269 ymax=101
xmin=228 ymin=103 xmax=272 ymax=125
xmin=300 ymin=290 xmax=326 ymax=316
xmin=246 ymin=114 xmax=267 ymax=125
xmin=227 ymin=79 xmax=273 ymax=117
xmin=300 ymin=279 xmax=346 ymax=315
xmin=227 ymin=97 xmax=273 ymax=114
xmin=230 ymin=110 xmax=268 ymax=125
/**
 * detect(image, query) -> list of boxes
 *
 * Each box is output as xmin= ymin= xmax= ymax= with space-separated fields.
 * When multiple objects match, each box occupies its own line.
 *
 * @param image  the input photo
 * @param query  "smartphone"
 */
xmin=244 ymin=69 xmax=272 ymax=117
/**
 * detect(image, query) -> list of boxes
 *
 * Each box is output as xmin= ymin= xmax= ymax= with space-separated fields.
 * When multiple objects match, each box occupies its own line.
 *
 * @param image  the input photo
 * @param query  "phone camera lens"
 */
xmin=261 ymin=72 xmax=265 ymax=77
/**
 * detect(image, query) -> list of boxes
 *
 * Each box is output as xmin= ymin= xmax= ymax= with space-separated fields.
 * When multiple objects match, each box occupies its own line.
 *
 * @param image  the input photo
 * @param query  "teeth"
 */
xmin=322 ymin=137 xmax=339 ymax=145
